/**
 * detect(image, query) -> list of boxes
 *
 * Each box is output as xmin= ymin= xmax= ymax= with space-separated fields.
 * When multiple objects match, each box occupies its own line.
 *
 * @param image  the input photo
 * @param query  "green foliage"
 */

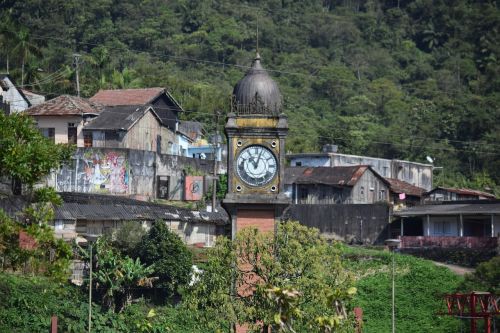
xmin=185 ymin=221 xmax=356 ymax=332
xmin=0 ymin=113 xmax=74 ymax=188
xmin=113 ymin=221 xmax=147 ymax=257
xmin=0 ymin=272 xmax=201 ymax=332
xmin=136 ymin=221 xmax=193 ymax=300
xmin=459 ymin=256 xmax=500 ymax=294
xmin=343 ymin=246 xmax=463 ymax=333
xmin=82 ymin=237 xmax=155 ymax=312
xmin=0 ymin=0 xmax=498 ymax=191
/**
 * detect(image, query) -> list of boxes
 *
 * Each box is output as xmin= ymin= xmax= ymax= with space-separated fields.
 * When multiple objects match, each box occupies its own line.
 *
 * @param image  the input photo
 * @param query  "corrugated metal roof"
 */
xmin=285 ymin=166 xmax=372 ymax=187
xmin=394 ymin=202 xmax=500 ymax=216
xmin=83 ymin=105 xmax=157 ymax=131
xmin=90 ymin=88 xmax=164 ymax=106
xmin=55 ymin=192 xmax=229 ymax=224
xmin=426 ymin=187 xmax=496 ymax=199
xmin=26 ymin=95 xmax=104 ymax=116
xmin=385 ymin=178 xmax=425 ymax=197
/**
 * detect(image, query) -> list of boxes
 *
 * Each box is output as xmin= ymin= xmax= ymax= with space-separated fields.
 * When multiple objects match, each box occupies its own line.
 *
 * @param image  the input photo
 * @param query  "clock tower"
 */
xmin=223 ymin=53 xmax=290 ymax=239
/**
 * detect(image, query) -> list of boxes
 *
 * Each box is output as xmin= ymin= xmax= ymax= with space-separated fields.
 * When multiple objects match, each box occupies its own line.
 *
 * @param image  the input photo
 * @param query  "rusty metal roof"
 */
xmin=285 ymin=166 xmax=379 ymax=187
xmin=25 ymin=95 xmax=104 ymax=116
xmin=385 ymin=178 xmax=426 ymax=197
xmin=90 ymin=88 xmax=164 ymax=106
xmin=426 ymin=187 xmax=496 ymax=199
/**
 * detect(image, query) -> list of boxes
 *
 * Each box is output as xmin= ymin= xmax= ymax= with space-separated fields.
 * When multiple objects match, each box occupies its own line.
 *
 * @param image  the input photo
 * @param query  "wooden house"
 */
xmin=285 ymin=166 xmax=390 ymax=204
xmin=82 ymin=105 xmax=175 ymax=154
xmin=423 ymin=187 xmax=496 ymax=202
xmin=90 ymin=87 xmax=182 ymax=131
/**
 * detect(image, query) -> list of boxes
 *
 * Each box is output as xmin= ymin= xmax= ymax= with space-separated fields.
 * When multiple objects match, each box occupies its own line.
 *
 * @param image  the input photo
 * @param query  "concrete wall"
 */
xmin=35 ymin=115 xmax=85 ymax=146
xmin=51 ymin=148 xmax=216 ymax=200
xmin=0 ymin=77 xmax=29 ymax=113
xmin=284 ymin=203 xmax=390 ymax=244
xmin=290 ymin=156 xmax=330 ymax=167
xmin=288 ymin=153 xmax=433 ymax=191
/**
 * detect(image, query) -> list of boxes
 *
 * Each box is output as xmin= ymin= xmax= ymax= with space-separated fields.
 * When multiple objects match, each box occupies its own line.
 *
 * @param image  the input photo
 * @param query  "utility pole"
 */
xmin=73 ymin=53 xmax=81 ymax=97
xmin=212 ymin=110 xmax=221 ymax=212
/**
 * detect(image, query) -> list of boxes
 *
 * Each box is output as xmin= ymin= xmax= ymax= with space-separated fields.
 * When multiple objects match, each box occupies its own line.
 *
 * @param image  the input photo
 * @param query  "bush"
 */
xmin=136 ymin=221 xmax=193 ymax=301
xmin=459 ymin=256 xmax=500 ymax=294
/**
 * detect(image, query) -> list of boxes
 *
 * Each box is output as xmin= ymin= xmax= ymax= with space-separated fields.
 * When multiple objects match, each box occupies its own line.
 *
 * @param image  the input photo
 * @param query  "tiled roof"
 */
xmin=285 ymin=166 xmax=378 ymax=187
xmin=427 ymin=187 xmax=496 ymax=199
xmin=84 ymin=105 xmax=157 ymax=131
xmin=25 ymin=95 xmax=104 ymax=116
xmin=385 ymin=178 xmax=426 ymax=197
xmin=90 ymin=88 xmax=164 ymax=106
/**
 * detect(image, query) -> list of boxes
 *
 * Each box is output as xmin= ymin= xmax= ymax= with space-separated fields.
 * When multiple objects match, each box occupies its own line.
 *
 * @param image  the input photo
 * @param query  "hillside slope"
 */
xmin=1 ymin=0 xmax=499 ymax=191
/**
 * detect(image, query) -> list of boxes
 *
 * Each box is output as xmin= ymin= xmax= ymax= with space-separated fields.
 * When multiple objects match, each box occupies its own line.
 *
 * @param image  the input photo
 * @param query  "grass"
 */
xmin=343 ymin=246 xmax=464 ymax=333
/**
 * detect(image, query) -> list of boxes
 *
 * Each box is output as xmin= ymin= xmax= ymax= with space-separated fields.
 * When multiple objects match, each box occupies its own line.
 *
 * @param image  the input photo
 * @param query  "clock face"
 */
xmin=236 ymin=145 xmax=278 ymax=186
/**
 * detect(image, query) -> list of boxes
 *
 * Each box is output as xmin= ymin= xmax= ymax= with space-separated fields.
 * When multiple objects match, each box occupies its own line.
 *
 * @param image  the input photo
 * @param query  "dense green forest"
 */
xmin=0 ymin=0 xmax=499 ymax=192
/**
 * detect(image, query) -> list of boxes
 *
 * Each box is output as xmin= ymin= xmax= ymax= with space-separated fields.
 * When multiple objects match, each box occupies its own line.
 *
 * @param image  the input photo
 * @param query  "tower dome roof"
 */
xmin=232 ymin=53 xmax=282 ymax=115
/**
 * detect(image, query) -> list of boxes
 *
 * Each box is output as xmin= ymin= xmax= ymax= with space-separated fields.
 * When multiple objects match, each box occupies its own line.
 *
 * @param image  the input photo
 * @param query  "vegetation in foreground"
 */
xmin=3 ymin=236 xmax=495 ymax=332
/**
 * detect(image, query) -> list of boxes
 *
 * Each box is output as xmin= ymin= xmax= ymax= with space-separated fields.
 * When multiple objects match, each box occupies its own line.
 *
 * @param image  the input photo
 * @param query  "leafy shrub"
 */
xmin=136 ymin=221 xmax=193 ymax=301
xmin=459 ymin=256 xmax=500 ymax=294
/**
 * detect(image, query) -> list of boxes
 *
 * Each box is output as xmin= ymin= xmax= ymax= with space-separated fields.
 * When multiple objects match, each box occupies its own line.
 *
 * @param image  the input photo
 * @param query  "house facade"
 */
xmin=52 ymin=193 xmax=228 ymax=247
xmin=393 ymin=202 xmax=500 ymax=249
xmin=90 ymin=87 xmax=182 ymax=131
xmin=423 ymin=187 xmax=496 ymax=202
xmin=285 ymin=166 xmax=390 ymax=204
xmin=26 ymin=95 xmax=104 ymax=146
xmin=82 ymin=105 xmax=175 ymax=154
xmin=287 ymin=151 xmax=433 ymax=191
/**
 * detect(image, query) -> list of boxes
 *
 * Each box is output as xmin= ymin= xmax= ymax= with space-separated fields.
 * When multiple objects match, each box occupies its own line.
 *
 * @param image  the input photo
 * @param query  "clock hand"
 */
xmin=253 ymin=149 xmax=264 ymax=168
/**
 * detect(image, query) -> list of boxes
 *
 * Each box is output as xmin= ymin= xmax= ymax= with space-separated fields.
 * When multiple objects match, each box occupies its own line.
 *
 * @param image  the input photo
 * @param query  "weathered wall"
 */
xmin=35 ymin=115 xmax=84 ymax=146
xmin=290 ymin=156 xmax=330 ymax=167
xmin=284 ymin=204 xmax=390 ymax=244
xmin=51 ymin=148 xmax=215 ymax=200
xmin=123 ymin=110 xmax=161 ymax=152
xmin=156 ymin=154 xmax=214 ymax=200
xmin=392 ymin=160 xmax=432 ymax=191
xmin=55 ymin=148 xmax=130 ymax=194
xmin=351 ymin=170 xmax=390 ymax=204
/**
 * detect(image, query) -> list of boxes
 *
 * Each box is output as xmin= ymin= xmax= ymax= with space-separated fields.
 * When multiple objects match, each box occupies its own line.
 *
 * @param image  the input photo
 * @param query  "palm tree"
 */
xmin=11 ymin=28 xmax=41 ymax=86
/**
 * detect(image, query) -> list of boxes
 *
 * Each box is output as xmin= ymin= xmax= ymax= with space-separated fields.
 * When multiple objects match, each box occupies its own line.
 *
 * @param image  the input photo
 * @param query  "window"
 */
xmin=40 ymin=128 xmax=55 ymax=142
xmin=157 ymin=134 xmax=162 ymax=154
xmin=157 ymin=176 xmax=170 ymax=199
xmin=67 ymin=123 xmax=77 ymax=144
xmin=360 ymin=186 xmax=365 ymax=195
xmin=379 ymin=189 xmax=386 ymax=200
xmin=83 ymin=132 xmax=93 ymax=147
xmin=434 ymin=221 xmax=451 ymax=236
xmin=105 ymin=131 xmax=119 ymax=141
xmin=295 ymin=161 xmax=302 ymax=166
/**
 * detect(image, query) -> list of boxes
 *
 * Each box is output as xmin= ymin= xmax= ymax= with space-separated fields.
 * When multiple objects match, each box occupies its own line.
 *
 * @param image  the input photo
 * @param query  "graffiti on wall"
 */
xmin=184 ymin=176 xmax=204 ymax=201
xmin=56 ymin=150 xmax=129 ymax=194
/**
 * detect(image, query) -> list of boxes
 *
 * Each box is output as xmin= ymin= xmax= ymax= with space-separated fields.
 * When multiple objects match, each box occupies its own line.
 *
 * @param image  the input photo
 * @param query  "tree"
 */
xmin=112 ymin=221 xmax=147 ymax=257
xmin=82 ymin=237 xmax=155 ymax=312
xmin=185 ymin=221 xmax=356 ymax=332
xmin=0 ymin=113 xmax=73 ymax=190
xmin=10 ymin=27 xmax=42 ymax=86
xmin=136 ymin=221 xmax=193 ymax=301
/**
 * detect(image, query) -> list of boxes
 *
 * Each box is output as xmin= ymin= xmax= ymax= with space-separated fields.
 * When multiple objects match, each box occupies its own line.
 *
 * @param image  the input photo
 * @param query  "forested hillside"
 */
xmin=0 ymin=0 xmax=499 ymax=192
